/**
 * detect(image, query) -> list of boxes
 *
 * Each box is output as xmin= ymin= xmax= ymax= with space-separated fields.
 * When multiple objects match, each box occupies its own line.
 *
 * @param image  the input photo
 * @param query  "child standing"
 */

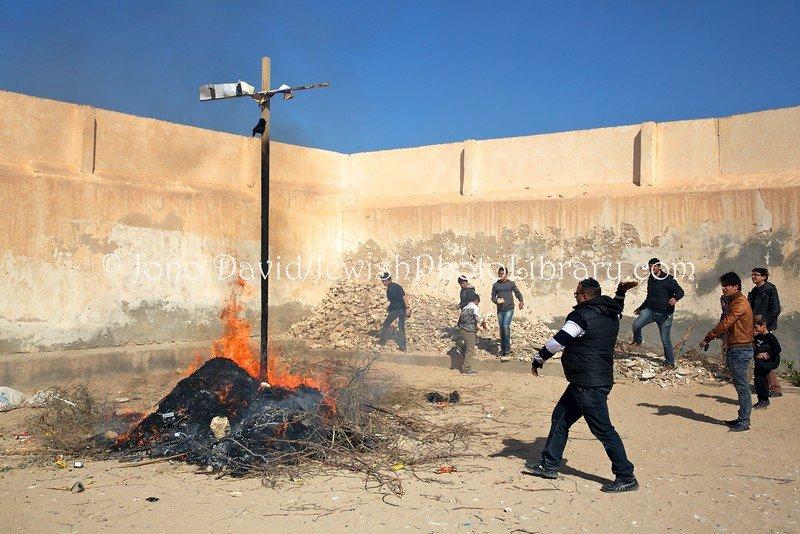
xmin=753 ymin=315 xmax=781 ymax=410
xmin=457 ymin=294 xmax=487 ymax=375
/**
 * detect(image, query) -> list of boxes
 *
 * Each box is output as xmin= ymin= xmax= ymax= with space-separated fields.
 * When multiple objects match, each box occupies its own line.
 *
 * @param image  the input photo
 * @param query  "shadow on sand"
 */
xmin=492 ymin=436 xmax=613 ymax=485
xmin=637 ymin=402 xmax=727 ymax=426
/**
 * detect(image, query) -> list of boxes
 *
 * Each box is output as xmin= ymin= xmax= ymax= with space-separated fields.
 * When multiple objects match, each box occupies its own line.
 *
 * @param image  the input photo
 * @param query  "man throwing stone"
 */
xmin=632 ymin=258 xmax=684 ymax=368
xmin=526 ymin=278 xmax=639 ymax=493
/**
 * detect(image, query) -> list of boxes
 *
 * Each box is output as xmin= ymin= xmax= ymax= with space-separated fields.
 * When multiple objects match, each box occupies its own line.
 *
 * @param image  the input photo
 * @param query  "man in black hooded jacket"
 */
xmin=525 ymin=278 xmax=639 ymax=493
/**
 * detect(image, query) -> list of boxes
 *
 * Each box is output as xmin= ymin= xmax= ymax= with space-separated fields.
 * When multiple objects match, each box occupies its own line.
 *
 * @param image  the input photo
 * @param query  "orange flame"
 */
xmin=182 ymin=352 xmax=205 ymax=377
xmin=183 ymin=277 xmax=333 ymax=395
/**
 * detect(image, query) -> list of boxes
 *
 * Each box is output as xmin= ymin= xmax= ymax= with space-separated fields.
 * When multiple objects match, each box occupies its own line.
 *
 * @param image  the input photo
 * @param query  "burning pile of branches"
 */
xmin=110 ymin=280 xmax=475 ymax=493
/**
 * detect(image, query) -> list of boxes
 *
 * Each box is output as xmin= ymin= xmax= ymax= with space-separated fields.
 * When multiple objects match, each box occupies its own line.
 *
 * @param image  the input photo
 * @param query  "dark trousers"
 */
xmin=540 ymin=384 xmax=634 ymax=479
xmin=754 ymin=355 xmax=780 ymax=402
xmin=379 ymin=308 xmax=407 ymax=350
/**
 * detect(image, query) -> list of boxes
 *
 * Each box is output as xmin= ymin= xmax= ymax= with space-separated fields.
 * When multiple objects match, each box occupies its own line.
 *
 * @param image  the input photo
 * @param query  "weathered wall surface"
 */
xmin=1 ymin=88 xmax=799 ymax=359
xmin=340 ymin=109 xmax=800 ymax=359
xmin=0 ymin=91 xmax=260 ymax=353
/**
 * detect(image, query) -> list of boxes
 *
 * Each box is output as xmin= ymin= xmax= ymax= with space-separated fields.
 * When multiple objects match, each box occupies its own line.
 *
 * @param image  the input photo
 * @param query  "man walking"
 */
xmin=700 ymin=272 xmax=754 ymax=432
xmin=632 ymin=258 xmax=684 ymax=368
xmin=491 ymin=266 xmax=524 ymax=356
xmin=378 ymin=272 xmax=410 ymax=352
xmin=527 ymin=278 xmax=639 ymax=493
xmin=748 ymin=267 xmax=782 ymax=397
xmin=457 ymin=293 xmax=487 ymax=375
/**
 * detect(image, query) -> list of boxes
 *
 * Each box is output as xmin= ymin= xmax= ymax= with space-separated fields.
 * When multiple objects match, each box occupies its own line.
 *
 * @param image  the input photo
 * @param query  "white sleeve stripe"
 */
xmin=562 ymin=320 xmax=586 ymax=338
xmin=544 ymin=338 xmax=564 ymax=353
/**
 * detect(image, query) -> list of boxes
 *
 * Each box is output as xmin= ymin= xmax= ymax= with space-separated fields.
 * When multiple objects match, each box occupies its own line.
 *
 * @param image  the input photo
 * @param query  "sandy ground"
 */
xmin=1 ymin=360 xmax=798 ymax=533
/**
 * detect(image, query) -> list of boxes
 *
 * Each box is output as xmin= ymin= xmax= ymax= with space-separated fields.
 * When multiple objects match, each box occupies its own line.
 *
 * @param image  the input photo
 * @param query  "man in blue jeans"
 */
xmin=527 ymin=278 xmax=640 ymax=493
xmin=491 ymin=266 xmax=524 ymax=356
xmin=632 ymin=258 xmax=684 ymax=368
xmin=700 ymin=272 xmax=754 ymax=432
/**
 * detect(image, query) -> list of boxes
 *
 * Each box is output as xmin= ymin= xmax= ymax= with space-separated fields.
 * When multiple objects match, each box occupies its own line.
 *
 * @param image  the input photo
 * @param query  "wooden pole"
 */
xmin=260 ymin=57 xmax=271 ymax=382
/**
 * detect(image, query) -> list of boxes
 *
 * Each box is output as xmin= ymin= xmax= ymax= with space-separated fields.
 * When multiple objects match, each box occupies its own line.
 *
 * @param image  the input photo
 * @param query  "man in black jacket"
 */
xmin=632 ymin=258 xmax=685 ymax=368
xmin=748 ymin=267 xmax=782 ymax=397
xmin=526 ymin=278 xmax=639 ymax=493
xmin=378 ymin=272 xmax=410 ymax=351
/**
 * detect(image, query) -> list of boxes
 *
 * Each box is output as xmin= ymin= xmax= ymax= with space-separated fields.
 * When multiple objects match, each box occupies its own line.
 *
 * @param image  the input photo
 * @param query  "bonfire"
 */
xmin=107 ymin=279 xmax=473 ymax=491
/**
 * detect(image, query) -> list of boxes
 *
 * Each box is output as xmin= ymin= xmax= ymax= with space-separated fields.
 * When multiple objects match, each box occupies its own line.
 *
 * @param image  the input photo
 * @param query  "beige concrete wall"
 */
xmin=719 ymin=106 xmax=800 ymax=176
xmin=0 ymin=91 xmax=341 ymax=353
xmin=656 ymin=118 xmax=720 ymax=182
xmin=269 ymin=142 xmax=348 ymax=303
xmin=476 ymin=125 xmax=640 ymax=193
xmin=2 ymin=88 xmax=800 ymax=358
xmin=348 ymin=142 xmax=465 ymax=202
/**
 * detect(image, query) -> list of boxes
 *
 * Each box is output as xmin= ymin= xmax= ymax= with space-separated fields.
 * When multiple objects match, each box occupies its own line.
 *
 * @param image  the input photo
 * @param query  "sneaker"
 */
xmin=729 ymin=422 xmax=750 ymax=432
xmin=768 ymin=391 xmax=783 ymax=398
xmin=522 ymin=460 xmax=558 ymax=480
xmin=460 ymin=370 xmax=478 ymax=375
xmin=601 ymin=477 xmax=639 ymax=493
xmin=753 ymin=401 xmax=770 ymax=410
xmin=632 ymin=341 xmax=642 ymax=346
xmin=662 ymin=363 xmax=676 ymax=370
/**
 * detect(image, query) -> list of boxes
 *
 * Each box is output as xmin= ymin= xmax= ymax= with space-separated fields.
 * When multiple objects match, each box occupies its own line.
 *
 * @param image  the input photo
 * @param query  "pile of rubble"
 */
xmin=614 ymin=343 xmax=728 ymax=387
xmin=285 ymin=281 xmax=553 ymax=360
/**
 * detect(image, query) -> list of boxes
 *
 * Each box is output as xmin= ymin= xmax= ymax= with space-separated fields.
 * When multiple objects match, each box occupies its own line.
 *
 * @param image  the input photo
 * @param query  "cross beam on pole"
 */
xmin=198 ymin=57 xmax=330 ymax=385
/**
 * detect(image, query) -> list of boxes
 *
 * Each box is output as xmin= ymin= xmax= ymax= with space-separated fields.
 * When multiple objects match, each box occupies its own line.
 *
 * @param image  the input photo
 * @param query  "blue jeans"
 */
xmin=726 ymin=345 xmax=754 ymax=424
xmin=632 ymin=308 xmax=675 ymax=365
xmin=541 ymin=384 xmax=635 ymax=479
xmin=497 ymin=308 xmax=514 ymax=354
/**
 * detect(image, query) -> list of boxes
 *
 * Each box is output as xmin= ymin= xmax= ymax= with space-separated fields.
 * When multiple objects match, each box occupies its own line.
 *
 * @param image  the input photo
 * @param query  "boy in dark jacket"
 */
xmin=454 ymin=275 xmax=477 ymax=310
xmin=753 ymin=315 xmax=781 ymax=410
xmin=632 ymin=258 xmax=684 ymax=368
xmin=526 ymin=278 xmax=639 ymax=493
xmin=748 ymin=267 xmax=782 ymax=397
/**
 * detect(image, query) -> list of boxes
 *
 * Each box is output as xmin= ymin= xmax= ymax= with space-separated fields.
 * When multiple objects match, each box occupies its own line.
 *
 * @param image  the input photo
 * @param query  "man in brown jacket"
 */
xmin=700 ymin=272 xmax=754 ymax=432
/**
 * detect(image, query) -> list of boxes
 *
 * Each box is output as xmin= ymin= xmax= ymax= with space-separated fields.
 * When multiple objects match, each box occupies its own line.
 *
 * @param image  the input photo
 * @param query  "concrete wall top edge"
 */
xmin=0 ymin=89 xmax=253 ymax=143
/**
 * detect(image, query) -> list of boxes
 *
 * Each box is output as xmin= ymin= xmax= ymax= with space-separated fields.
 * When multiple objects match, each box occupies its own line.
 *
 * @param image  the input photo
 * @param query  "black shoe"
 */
xmin=522 ymin=460 xmax=558 ymax=479
xmin=768 ymin=391 xmax=783 ymax=398
xmin=729 ymin=422 xmax=750 ymax=432
xmin=753 ymin=401 xmax=770 ymax=410
xmin=723 ymin=419 xmax=739 ymax=426
xmin=601 ymin=477 xmax=639 ymax=493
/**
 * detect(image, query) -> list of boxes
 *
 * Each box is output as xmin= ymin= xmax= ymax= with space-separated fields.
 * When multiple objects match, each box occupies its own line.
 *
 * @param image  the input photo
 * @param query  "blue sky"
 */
xmin=1 ymin=1 xmax=799 ymax=153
